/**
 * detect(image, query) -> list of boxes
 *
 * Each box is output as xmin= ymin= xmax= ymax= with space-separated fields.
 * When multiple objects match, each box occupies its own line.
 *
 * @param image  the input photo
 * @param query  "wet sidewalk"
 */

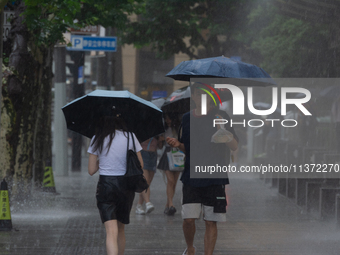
xmin=1 ymin=157 xmax=340 ymax=255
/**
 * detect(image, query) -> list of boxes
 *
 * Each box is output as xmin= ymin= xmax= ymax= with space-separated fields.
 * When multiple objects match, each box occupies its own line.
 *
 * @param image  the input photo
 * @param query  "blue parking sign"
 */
xmin=67 ymin=36 xmax=117 ymax=52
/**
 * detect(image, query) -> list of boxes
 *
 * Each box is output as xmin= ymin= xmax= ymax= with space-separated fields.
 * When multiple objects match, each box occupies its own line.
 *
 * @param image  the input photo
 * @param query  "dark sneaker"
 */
xmin=167 ymin=206 xmax=176 ymax=216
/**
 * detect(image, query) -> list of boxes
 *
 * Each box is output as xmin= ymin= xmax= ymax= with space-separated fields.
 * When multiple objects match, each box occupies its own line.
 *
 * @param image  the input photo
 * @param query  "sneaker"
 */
xmin=135 ymin=204 xmax=145 ymax=215
xmin=167 ymin=206 xmax=176 ymax=216
xmin=145 ymin=202 xmax=155 ymax=213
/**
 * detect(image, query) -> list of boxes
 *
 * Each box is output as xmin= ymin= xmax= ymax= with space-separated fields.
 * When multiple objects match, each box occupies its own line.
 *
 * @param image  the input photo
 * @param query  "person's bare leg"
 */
xmin=172 ymin=171 xmax=180 ymax=203
xmin=117 ymin=221 xmax=125 ymax=255
xmin=204 ymin=220 xmax=217 ymax=255
xmin=165 ymin=170 xmax=172 ymax=207
xmin=104 ymin=220 xmax=118 ymax=255
xmin=165 ymin=171 xmax=180 ymax=207
xmin=183 ymin=218 xmax=196 ymax=255
xmin=138 ymin=192 xmax=144 ymax=206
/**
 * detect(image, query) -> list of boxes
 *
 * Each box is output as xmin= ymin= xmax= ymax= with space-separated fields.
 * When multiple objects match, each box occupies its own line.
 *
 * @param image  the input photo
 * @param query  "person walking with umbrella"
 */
xmin=166 ymin=83 xmax=238 ymax=255
xmin=62 ymin=90 xmax=164 ymax=254
xmin=87 ymin=113 xmax=143 ymax=255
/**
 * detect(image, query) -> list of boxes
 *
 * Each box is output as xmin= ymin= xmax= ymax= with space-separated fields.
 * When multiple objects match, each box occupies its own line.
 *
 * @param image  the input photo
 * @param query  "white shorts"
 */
xmin=181 ymin=184 xmax=227 ymax=222
xmin=181 ymin=203 xmax=227 ymax=222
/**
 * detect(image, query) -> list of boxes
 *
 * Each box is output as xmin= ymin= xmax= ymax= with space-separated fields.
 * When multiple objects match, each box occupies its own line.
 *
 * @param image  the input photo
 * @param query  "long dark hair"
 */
xmin=91 ymin=115 xmax=128 ymax=155
xmin=164 ymin=112 xmax=181 ymax=133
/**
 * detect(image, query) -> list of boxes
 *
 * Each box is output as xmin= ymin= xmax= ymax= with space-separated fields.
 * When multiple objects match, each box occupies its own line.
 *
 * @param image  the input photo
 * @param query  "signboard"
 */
xmin=3 ymin=11 xmax=15 ymax=41
xmin=152 ymin=91 xmax=167 ymax=99
xmin=69 ymin=25 xmax=99 ymax=35
xmin=67 ymin=35 xmax=117 ymax=52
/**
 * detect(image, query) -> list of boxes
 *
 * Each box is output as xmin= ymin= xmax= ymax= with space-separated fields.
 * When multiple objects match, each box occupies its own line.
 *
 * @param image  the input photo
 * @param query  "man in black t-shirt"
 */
xmin=166 ymin=83 xmax=238 ymax=255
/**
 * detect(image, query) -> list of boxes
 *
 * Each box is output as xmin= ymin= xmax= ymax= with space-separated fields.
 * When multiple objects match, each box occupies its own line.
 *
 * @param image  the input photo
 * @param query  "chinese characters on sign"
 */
xmin=67 ymin=36 xmax=117 ymax=52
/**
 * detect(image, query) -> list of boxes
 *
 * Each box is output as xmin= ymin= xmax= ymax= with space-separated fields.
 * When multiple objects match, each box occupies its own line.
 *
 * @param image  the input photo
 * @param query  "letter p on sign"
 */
xmin=72 ymin=36 xmax=83 ymax=49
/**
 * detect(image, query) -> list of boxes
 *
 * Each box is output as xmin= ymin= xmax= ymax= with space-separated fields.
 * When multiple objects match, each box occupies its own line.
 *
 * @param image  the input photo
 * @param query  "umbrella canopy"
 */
xmin=162 ymin=84 xmax=233 ymax=114
xmin=151 ymin=97 xmax=166 ymax=109
xmin=166 ymin=56 xmax=275 ymax=86
xmin=161 ymin=86 xmax=191 ymax=114
xmin=62 ymin=90 xmax=164 ymax=142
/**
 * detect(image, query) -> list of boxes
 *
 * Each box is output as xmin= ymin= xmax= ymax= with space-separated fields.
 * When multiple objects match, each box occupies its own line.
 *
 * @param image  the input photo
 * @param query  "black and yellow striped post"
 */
xmin=0 ymin=179 xmax=12 ymax=231
xmin=42 ymin=161 xmax=56 ymax=193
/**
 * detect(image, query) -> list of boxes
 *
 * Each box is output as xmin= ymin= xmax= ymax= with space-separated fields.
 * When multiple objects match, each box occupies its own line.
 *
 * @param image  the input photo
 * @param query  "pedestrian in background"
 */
xmin=166 ymin=83 xmax=238 ymax=255
xmin=135 ymin=136 xmax=162 ymax=214
xmin=88 ymin=115 xmax=143 ymax=255
xmin=157 ymin=113 xmax=182 ymax=216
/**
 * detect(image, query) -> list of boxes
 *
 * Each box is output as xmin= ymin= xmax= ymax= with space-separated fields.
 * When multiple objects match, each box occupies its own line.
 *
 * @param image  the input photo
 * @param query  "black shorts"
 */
xmin=96 ymin=175 xmax=135 ymax=224
xmin=182 ymin=184 xmax=227 ymax=221
xmin=141 ymin=150 xmax=157 ymax=172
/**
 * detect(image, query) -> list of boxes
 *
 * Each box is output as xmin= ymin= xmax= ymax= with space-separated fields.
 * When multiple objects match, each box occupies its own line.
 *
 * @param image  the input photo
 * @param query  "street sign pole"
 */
xmin=66 ymin=34 xmax=117 ymax=170
xmin=69 ymin=50 xmax=85 ymax=172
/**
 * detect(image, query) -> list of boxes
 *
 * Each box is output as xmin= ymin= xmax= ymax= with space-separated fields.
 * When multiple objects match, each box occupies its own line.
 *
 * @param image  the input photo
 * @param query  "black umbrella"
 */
xmin=151 ymin=97 xmax=166 ymax=109
xmin=165 ymin=55 xmax=275 ymax=86
xmin=161 ymin=86 xmax=191 ymax=114
xmin=62 ymin=90 xmax=165 ymax=142
xmin=162 ymin=84 xmax=234 ymax=114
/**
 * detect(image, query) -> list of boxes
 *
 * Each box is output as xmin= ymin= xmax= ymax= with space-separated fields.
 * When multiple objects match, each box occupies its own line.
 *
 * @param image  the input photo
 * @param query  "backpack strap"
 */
xmin=126 ymin=132 xmax=130 ymax=154
xmin=127 ymin=132 xmax=137 ymax=152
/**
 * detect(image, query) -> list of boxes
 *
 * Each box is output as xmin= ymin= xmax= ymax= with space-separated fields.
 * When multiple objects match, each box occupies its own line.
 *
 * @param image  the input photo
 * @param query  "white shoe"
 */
xmin=145 ymin=202 xmax=155 ymax=213
xmin=135 ymin=204 xmax=145 ymax=215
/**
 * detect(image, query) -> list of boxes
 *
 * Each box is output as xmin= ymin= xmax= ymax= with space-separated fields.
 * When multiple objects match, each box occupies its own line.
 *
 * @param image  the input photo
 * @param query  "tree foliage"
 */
xmin=0 ymin=0 xmax=143 ymax=198
xmin=121 ymin=0 xmax=249 ymax=59
xmin=22 ymin=0 xmax=143 ymax=47
xmin=121 ymin=0 xmax=338 ymax=78
xmin=246 ymin=1 xmax=335 ymax=77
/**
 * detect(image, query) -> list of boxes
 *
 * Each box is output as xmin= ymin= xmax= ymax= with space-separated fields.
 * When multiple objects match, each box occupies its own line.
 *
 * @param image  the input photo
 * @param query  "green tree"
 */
xmin=121 ymin=0 xmax=249 ymax=59
xmin=245 ymin=1 xmax=335 ymax=77
xmin=0 ymin=0 xmax=142 ymax=199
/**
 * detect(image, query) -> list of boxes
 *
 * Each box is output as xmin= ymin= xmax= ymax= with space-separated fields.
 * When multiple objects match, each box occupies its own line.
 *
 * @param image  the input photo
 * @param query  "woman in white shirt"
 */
xmin=88 ymin=115 xmax=143 ymax=255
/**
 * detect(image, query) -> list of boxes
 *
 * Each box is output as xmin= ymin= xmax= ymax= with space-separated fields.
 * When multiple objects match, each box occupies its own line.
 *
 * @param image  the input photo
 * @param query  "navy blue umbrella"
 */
xmin=62 ymin=90 xmax=164 ymax=142
xmin=166 ymin=56 xmax=275 ymax=86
